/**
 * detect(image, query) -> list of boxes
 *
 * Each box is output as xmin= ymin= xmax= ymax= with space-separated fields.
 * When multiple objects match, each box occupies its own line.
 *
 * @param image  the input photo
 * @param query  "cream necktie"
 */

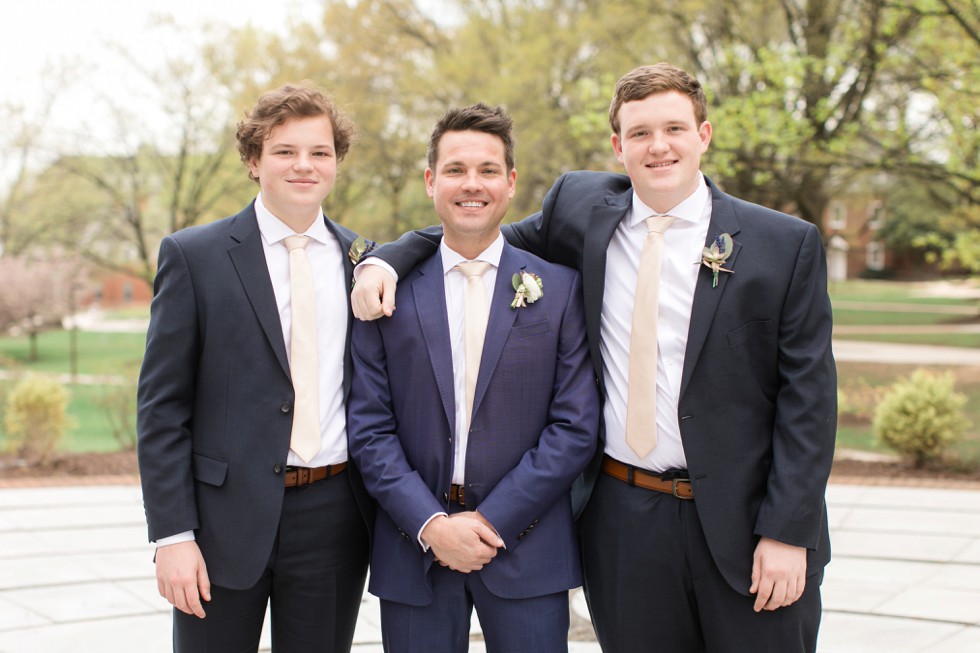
xmin=626 ymin=215 xmax=675 ymax=458
xmin=457 ymin=261 xmax=491 ymax=433
xmin=284 ymin=235 xmax=321 ymax=463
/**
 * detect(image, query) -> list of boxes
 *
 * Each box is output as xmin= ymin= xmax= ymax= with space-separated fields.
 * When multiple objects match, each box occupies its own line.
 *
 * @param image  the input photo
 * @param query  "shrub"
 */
xmin=838 ymin=378 xmax=888 ymax=423
xmin=873 ymin=369 xmax=970 ymax=468
xmin=3 ymin=375 xmax=71 ymax=464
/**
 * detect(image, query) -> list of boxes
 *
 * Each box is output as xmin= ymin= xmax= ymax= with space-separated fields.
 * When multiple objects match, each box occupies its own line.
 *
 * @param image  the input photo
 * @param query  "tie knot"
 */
xmin=284 ymin=235 xmax=310 ymax=252
xmin=645 ymin=215 xmax=675 ymax=235
xmin=456 ymin=261 xmax=491 ymax=280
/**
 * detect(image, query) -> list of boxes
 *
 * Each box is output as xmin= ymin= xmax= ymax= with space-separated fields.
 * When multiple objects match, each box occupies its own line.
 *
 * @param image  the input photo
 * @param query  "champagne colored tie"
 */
xmin=626 ymin=215 xmax=675 ymax=458
xmin=284 ymin=235 xmax=321 ymax=463
xmin=457 ymin=261 xmax=491 ymax=433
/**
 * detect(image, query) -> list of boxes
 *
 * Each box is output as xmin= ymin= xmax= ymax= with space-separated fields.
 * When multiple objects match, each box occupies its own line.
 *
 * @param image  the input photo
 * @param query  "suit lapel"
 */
xmin=680 ymin=180 xmax=742 ymax=398
xmin=471 ymin=244 xmax=522 ymax=419
xmin=226 ymin=203 xmax=291 ymax=378
xmin=325 ymin=216 xmax=357 ymax=396
xmin=412 ymin=255 xmax=457 ymax=432
xmin=583 ymin=194 xmax=630 ymax=377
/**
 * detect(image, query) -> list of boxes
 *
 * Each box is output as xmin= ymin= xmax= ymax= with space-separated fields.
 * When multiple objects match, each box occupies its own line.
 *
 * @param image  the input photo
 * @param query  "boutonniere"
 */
xmin=700 ymin=233 xmax=734 ymax=288
xmin=347 ymin=236 xmax=377 ymax=265
xmin=510 ymin=271 xmax=543 ymax=308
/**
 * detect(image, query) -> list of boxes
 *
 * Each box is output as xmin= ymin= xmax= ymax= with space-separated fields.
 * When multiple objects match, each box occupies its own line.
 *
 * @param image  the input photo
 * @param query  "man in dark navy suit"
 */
xmin=138 ymin=83 xmax=372 ymax=652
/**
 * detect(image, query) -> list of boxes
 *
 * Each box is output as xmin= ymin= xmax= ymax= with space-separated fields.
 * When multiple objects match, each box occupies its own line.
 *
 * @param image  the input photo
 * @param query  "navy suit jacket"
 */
xmin=371 ymin=172 xmax=837 ymax=596
xmin=137 ymin=201 xmax=373 ymax=590
xmin=347 ymin=241 xmax=599 ymax=606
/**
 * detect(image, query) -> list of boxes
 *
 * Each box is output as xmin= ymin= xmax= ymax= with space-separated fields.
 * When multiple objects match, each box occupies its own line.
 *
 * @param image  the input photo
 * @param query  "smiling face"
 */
xmin=611 ymin=90 xmax=712 ymax=214
xmin=248 ymin=115 xmax=337 ymax=232
xmin=425 ymin=129 xmax=517 ymax=259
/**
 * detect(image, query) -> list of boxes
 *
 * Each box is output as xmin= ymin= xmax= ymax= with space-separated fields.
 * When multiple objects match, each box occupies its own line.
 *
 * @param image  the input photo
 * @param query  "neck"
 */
xmin=444 ymin=229 xmax=500 ymax=261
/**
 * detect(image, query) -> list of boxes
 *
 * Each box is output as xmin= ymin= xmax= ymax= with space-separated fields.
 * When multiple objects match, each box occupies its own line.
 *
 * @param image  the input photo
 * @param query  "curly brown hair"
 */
xmin=237 ymin=82 xmax=356 ymax=183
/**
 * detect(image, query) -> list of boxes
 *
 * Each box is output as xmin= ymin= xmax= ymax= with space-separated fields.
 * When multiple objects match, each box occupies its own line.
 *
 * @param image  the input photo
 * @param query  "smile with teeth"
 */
xmin=457 ymin=200 xmax=488 ymax=207
xmin=647 ymin=161 xmax=676 ymax=168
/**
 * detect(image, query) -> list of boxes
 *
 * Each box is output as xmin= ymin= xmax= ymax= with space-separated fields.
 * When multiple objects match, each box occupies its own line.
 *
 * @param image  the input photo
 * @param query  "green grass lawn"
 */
xmin=0 ymin=330 xmax=146 ymax=376
xmin=830 ymin=278 xmax=980 ymax=344
xmin=829 ymin=279 xmax=980 ymax=305
xmin=1 ymin=329 xmax=143 ymax=454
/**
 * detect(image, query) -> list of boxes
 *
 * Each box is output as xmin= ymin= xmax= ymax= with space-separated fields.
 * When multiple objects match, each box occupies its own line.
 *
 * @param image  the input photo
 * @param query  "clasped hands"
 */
xmin=421 ymin=511 xmax=504 ymax=573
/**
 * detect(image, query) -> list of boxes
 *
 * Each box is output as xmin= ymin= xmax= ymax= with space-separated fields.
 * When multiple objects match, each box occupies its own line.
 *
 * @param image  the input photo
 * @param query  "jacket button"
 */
xmin=274 ymin=463 xmax=283 ymax=474
xmin=281 ymin=402 xmax=291 ymax=413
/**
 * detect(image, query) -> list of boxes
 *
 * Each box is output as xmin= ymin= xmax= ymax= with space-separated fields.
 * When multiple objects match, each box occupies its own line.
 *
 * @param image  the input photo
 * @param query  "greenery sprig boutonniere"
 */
xmin=700 ymin=233 xmax=734 ymax=288
xmin=348 ymin=236 xmax=378 ymax=265
xmin=510 ymin=271 xmax=543 ymax=308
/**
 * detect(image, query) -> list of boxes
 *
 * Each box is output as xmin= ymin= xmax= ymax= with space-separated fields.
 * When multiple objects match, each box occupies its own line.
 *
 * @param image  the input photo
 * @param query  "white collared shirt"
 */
xmin=601 ymin=174 xmax=712 ymax=472
xmin=440 ymin=235 xmax=503 ymax=484
xmin=254 ymin=193 xmax=350 ymax=468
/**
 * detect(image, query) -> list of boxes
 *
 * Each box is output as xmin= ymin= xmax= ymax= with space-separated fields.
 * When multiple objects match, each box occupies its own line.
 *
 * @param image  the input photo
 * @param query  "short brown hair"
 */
xmin=608 ymin=63 xmax=708 ymax=135
xmin=236 ymin=82 xmax=356 ymax=182
xmin=427 ymin=103 xmax=515 ymax=172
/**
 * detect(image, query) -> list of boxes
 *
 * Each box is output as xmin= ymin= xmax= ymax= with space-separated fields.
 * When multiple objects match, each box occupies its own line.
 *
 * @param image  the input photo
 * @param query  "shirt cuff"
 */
xmin=154 ymin=531 xmax=195 ymax=547
xmin=417 ymin=512 xmax=447 ymax=551
xmin=354 ymin=258 xmax=399 ymax=283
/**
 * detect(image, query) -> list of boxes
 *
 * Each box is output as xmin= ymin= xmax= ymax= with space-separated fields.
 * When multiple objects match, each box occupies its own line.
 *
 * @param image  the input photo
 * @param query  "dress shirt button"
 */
xmin=274 ymin=463 xmax=283 ymax=474
xmin=280 ymin=402 xmax=291 ymax=414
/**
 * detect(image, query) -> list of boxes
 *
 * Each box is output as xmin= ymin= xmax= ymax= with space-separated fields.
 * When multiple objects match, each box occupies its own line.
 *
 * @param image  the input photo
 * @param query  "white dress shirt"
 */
xmin=416 ymin=234 xmax=503 ymax=547
xmin=156 ymin=194 xmax=349 ymax=547
xmin=601 ymin=175 xmax=712 ymax=472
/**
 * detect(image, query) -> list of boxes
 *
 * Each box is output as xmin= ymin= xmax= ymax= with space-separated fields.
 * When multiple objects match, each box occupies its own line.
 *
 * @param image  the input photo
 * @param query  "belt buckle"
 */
xmin=671 ymin=479 xmax=693 ymax=500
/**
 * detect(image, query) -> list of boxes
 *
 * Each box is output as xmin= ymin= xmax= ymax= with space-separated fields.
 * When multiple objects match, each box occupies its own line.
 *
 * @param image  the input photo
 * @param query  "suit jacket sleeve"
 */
xmin=136 ymin=236 xmax=202 ymax=542
xmin=475 ymin=272 xmax=599 ymax=547
xmin=347 ymin=317 xmax=446 ymax=543
xmin=755 ymin=223 xmax=837 ymax=548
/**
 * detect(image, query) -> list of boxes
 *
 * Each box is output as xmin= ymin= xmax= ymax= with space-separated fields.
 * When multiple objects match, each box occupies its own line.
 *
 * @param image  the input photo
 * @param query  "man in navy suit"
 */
xmin=352 ymin=64 xmax=836 ymax=652
xmin=347 ymin=104 xmax=599 ymax=653
xmin=137 ymin=83 xmax=372 ymax=652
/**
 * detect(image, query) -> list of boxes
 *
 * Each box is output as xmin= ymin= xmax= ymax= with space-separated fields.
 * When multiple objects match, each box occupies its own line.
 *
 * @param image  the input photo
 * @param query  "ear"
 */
xmin=424 ymin=167 xmax=436 ymax=198
xmin=507 ymin=168 xmax=517 ymax=198
xmin=698 ymin=120 xmax=712 ymax=153
xmin=248 ymin=156 xmax=261 ymax=179
xmin=610 ymin=132 xmax=624 ymax=163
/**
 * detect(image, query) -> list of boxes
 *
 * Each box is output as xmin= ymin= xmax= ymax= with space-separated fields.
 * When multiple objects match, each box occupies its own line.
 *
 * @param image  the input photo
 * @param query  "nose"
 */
xmin=648 ymin=132 xmax=669 ymax=154
xmin=461 ymin=170 xmax=481 ymax=190
xmin=293 ymin=152 xmax=314 ymax=171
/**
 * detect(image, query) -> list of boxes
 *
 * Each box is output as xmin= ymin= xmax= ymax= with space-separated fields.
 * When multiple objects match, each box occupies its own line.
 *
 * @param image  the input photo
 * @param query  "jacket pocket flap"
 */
xmin=192 ymin=453 xmax=228 ymax=487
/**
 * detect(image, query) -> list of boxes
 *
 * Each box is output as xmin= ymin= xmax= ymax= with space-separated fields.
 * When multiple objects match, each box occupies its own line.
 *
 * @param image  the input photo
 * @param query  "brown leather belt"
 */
xmin=284 ymin=463 xmax=347 ymax=488
xmin=449 ymin=484 xmax=466 ymax=506
xmin=601 ymin=455 xmax=693 ymax=500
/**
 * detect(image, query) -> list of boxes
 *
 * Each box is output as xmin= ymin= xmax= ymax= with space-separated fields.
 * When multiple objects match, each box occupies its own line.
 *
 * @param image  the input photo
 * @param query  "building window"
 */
xmin=828 ymin=203 xmax=846 ymax=230
xmin=868 ymin=201 xmax=885 ymax=230
xmin=866 ymin=241 xmax=885 ymax=271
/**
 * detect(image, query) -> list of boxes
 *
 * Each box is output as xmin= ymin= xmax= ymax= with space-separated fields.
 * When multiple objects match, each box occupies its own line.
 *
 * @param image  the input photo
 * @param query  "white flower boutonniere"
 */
xmin=700 ymin=233 xmax=734 ymax=288
xmin=511 ymin=271 xmax=543 ymax=308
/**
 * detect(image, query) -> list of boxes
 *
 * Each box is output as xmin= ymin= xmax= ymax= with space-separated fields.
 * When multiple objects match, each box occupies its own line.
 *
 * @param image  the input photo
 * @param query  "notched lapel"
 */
xmin=583 ymin=199 xmax=628 ymax=371
xmin=412 ymin=257 xmax=457 ymax=432
xmin=227 ymin=208 xmax=291 ymax=378
xmin=681 ymin=188 xmax=742 ymax=398
xmin=471 ymin=246 xmax=522 ymax=419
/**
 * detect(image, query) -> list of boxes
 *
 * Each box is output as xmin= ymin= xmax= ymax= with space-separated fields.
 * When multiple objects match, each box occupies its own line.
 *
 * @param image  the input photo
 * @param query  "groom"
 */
xmin=347 ymin=103 xmax=599 ymax=652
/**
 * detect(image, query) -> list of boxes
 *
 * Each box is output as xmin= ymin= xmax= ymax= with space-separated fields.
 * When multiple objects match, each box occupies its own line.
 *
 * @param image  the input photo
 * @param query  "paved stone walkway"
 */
xmin=1 ymin=481 xmax=979 ymax=652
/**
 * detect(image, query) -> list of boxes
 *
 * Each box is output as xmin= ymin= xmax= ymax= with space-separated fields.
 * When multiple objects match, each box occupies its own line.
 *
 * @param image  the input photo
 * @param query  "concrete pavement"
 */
xmin=1 ymin=481 xmax=979 ymax=651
